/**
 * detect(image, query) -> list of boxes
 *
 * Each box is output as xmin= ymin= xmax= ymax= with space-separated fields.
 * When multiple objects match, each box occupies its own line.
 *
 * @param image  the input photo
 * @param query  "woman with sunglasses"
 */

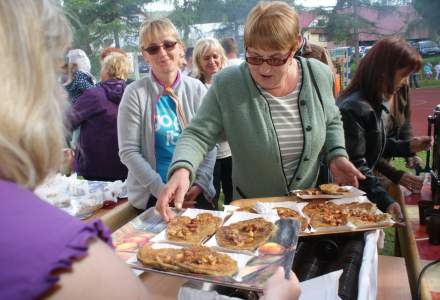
xmin=157 ymin=1 xmax=364 ymax=221
xmin=192 ymin=38 xmax=233 ymax=207
xmin=118 ymin=18 xmax=217 ymax=210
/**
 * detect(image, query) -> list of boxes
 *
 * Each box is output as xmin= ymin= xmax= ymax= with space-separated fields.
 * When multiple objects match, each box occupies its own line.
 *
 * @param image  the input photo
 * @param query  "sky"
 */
xmin=145 ymin=0 xmax=338 ymax=11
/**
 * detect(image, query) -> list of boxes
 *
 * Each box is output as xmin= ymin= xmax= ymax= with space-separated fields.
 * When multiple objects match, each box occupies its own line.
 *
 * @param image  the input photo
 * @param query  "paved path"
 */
xmin=410 ymin=88 xmax=440 ymax=136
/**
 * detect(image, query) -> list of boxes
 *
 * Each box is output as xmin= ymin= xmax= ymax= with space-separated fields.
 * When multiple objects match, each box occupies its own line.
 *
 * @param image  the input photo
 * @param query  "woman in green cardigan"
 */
xmin=157 ymin=1 xmax=365 ymax=221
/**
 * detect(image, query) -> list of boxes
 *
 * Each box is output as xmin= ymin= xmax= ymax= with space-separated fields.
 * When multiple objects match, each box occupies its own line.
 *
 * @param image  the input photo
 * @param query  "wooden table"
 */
xmin=377 ymin=255 xmax=412 ymax=300
xmin=389 ymin=184 xmax=440 ymax=300
xmin=85 ymin=199 xmax=142 ymax=232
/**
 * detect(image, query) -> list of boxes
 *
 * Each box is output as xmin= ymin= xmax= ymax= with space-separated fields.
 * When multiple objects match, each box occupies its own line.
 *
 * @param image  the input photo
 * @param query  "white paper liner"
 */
xmin=145 ymin=243 xmax=252 ymax=281
xmin=223 ymin=205 xmax=242 ymax=213
xmin=204 ymin=211 xmax=279 ymax=255
xmin=151 ymin=208 xmax=229 ymax=244
xmin=294 ymin=185 xmax=366 ymax=199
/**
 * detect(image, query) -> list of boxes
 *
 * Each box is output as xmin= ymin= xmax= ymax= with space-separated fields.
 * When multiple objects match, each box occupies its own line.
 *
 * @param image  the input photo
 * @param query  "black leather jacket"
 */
xmin=338 ymin=91 xmax=412 ymax=212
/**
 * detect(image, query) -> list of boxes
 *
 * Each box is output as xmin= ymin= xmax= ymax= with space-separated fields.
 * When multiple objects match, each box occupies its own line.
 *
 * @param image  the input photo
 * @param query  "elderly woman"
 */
xmin=67 ymin=52 xmax=129 ymax=181
xmin=193 ymin=38 xmax=233 ymax=206
xmin=338 ymin=37 xmax=431 ymax=218
xmin=118 ymin=18 xmax=217 ymax=210
xmin=157 ymin=1 xmax=364 ymax=221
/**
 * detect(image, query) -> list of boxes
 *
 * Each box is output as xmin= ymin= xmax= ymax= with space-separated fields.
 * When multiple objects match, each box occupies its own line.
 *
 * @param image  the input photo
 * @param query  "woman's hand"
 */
xmin=261 ymin=267 xmax=301 ymax=300
xmin=387 ymin=202 xmax=403 ymax=222
xmin=399 ymin=172 xmax=423 ymax=193
xmin=329 ymin=156 xmax=366 ymax=187
xmin=410 ymin=136 xmax=433 ymax=153
xmin=156 ymin=168 xmax=191 ymax=222
xmin=182 ymin=185 xmax=202 ymax=208
xmin=405 ymin=156 xmax=422 ymax=169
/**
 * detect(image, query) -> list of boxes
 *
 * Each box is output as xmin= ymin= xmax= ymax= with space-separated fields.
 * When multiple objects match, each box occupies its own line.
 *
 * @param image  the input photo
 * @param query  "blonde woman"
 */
xmin=118 ymin=18 xmax=217 ymax=210
xmin=158 ymin=1 xmax=364 ymax=221
xmin=193 ymin=38 xmax=233 ymax=206
xmin=66 ymin=52 xmax=130 ymax=181
xmin=0 ymin=0 xmax=148 ymax=298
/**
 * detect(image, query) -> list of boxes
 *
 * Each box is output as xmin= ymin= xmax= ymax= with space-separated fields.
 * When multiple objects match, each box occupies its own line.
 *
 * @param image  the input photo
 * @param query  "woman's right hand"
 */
xmin=156 ymin=168 xmax=191 ymax=222
xmin=261 ymin=267 xmax=301 ymax=300
xmin=399 ymin=172 xmax=423 ymax=193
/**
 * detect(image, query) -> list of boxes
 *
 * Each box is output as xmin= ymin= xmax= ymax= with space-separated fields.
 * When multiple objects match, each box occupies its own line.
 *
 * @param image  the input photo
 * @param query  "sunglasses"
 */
xmin=142 ymin=40 xmax=178 ymax=55
xmin=245 ymin=47 xmax=293 ymax=66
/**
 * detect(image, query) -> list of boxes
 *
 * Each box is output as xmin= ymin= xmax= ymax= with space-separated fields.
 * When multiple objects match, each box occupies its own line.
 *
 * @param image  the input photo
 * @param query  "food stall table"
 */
xmin=377 ymin=255 xmax=411 ymax=300
xmin=389 ymin=184 xmax=440 ymax=300
xmin=84 ymin=199 xmax=142 ymax=232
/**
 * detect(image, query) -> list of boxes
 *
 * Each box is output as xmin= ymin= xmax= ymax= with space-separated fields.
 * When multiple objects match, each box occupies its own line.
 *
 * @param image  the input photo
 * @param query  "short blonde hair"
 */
xmin=101 ymin=52 xmax=130 ymax=81
xmin=244 ymin=1 xmax=300 ymax=51
xmin=139 ymin=18 xmax=180 ymax=50
xmin=192 ymin=38 xmax=228 ymax=80
xmin=0 ymin=0 xmax=71 ymax=189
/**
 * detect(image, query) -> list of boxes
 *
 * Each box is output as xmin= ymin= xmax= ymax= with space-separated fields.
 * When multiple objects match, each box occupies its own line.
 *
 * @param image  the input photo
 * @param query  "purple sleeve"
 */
xmin=0 ymin=180 xmax=113 ymax=300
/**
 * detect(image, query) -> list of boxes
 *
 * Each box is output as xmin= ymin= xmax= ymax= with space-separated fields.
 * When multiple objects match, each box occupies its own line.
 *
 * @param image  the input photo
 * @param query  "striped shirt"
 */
xmin=261 ymin=63 xmax=303 ymax=184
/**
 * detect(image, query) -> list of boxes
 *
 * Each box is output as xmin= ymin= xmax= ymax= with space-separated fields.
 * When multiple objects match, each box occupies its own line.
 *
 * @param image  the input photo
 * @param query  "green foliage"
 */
xmin=63 ymin=0 xmax=148 ymax=56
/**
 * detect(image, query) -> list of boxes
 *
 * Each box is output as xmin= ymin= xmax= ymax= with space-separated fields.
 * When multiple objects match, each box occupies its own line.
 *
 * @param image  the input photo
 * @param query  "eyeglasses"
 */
xmin=245 ymin=48 xmax=293 ymax=66
xmin=142 ymin=40 xmax=178 ymax=55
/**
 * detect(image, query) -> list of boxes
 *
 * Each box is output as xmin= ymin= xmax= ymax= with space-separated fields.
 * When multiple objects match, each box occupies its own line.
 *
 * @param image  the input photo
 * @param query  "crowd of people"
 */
xmin=0 ymin=0 xmax=433 ymax=299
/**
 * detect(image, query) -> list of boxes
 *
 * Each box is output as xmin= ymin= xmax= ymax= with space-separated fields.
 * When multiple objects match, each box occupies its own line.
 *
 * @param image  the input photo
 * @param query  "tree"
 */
xmin=413 ymin=0 xmax=440 ymax=37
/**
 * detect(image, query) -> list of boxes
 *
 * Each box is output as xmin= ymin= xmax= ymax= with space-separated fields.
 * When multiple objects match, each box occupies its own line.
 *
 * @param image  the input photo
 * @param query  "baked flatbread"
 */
xmin=137 ymin=246 xmax=181 ymax=271
xmin=302 ymin=200 xmax=338 ymax=217
xmin=174 ymin=245 xmax=238 ymax=276
xmin=167 ymin=213 xmax=222 ymax=244
xmin=137 ymin=245 xmax=237 ymax=276
xmin=296 ymin=188 xmax=322 ymax=196
xmin=319 ymin=184 xmax=350 ymax=195
xmin=274 ymin=207 xmax=309 ymax=232
xmin=310 ymin=210 xmax=348 ymax=228
xmin=340 ymin=202 xmax=376 ymax=214
xmin=348 ymin=211 xmax=391 ymax=226
xmin=216 ymin=218 xmax=276 ymax=251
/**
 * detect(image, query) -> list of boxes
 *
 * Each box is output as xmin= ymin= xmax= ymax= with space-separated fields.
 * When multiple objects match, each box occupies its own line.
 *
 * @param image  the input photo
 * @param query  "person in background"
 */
xmin=409 ymin=70 xmax=420 ymax=88
xmin=338 ymin=37 xmax=431 ymax=219
xmin=220 ymin=37 xmax=243 ymax=66
xmin=183 ymin=46 xmax=194 ymax=76
xmin=435 ymin=61 xmax=440 ymax=80
xmin=193 ymin=38 xmax=233 ymax=207
xmin=424 ymin=62 xmax=433 ymax=79
xmin=0 ymin=1 xmax=301 ymax=299
xmin=64 ymin=48 xmax=95 ymax=103
xmin=376 ymin=83 xmax=430 ymax=193
xmin=118 ymin=18 xmax=217 ymax=210
xmin=100 ymin=47 xmax=135 ymax=85
xmin=66 ymin=52 xmax=129 ymax=181
xmin=157 ymin=1 xmax=364 ymax=222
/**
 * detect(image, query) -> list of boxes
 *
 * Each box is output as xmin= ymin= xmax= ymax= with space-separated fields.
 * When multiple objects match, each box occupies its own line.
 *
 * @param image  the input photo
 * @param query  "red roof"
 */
xmin=338 ymin=5 xmax=428 ymax=41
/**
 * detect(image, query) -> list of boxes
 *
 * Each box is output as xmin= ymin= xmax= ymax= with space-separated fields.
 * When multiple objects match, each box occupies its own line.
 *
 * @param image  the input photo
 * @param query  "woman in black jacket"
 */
xmin=337 ymin=37 xmax=430 ymax=218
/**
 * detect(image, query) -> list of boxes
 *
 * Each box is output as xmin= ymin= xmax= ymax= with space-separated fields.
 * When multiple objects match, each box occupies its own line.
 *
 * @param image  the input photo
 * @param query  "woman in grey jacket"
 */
xmin=157 ymin=2 xmax=364 ymax=221
xmin=117 ymin=18 xmax=216 ymax=210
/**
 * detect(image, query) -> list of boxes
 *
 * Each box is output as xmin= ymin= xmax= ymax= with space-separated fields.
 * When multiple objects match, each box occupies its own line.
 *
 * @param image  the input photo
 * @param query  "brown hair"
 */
xmin=100 ymin=47 xmax=128 ymax=61
xmin=340 ymin=37 xmax=422 ymax=108
xmin=244 ymin=1 xmax=300 ymax=51
xmin=221 ymin=37 xmax=239 ymax=55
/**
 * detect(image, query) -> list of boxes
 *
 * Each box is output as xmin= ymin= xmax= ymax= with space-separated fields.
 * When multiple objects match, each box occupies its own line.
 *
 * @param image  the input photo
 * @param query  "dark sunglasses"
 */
xmin=245 ymin=47 xmax=294 ymax=66
xmin=142 ymin=40 xmax=178 ymax=55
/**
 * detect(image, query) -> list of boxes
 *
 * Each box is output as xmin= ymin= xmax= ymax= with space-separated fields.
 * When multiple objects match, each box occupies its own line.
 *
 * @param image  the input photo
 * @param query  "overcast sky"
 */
xmin=146 ymin=0 xmax=337 ymax=11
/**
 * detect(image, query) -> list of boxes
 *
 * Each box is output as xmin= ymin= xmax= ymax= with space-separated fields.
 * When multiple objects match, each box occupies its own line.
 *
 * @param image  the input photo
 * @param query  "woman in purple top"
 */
xmin=0 ymin=1 xmax=148 ymax=299
xmin=66 ymin=52 xmax=129 ymax=181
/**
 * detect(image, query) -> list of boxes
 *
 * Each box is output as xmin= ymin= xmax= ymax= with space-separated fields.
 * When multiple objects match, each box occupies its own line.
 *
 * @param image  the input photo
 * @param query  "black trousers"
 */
xmin=213 ymin=156 xmax=233 ymax=206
